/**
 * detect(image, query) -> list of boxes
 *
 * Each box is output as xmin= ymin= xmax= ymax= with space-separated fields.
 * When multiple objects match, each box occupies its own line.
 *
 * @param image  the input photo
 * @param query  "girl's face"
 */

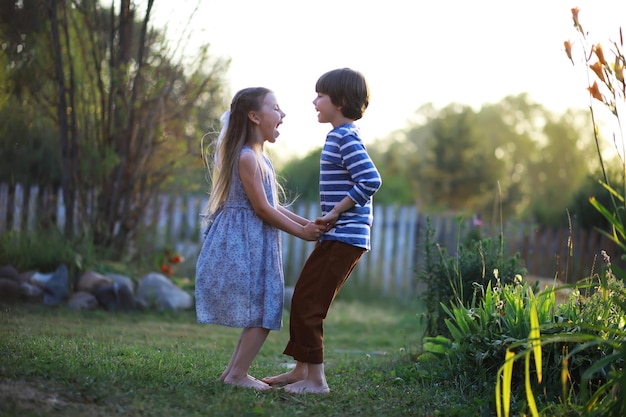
xmin=313 ymin=93 xmax=342 ymax=126
xmin=251 ymin=92 xmax=286 ymax=144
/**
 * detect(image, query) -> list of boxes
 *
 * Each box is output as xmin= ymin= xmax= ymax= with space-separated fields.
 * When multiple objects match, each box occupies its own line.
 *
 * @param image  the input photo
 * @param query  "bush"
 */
xmin=423 ymin=263 xmax=625 ymax=416
xmin=417 ymin=217 xmax=527 ymax=337
xmin=0 ymin=228 xmax=98 ymax=283
xmin=423 ymin=275 xmax=563 ymax=413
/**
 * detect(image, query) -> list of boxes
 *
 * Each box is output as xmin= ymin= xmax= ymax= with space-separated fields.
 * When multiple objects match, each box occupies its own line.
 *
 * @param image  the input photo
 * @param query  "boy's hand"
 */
xmin=315 ymin=212 xmax=338 ymax=232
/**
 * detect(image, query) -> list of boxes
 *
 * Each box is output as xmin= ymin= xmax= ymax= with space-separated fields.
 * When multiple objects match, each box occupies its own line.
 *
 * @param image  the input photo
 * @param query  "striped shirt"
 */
xmin=319 ymin=123 xmax=382 ymax=250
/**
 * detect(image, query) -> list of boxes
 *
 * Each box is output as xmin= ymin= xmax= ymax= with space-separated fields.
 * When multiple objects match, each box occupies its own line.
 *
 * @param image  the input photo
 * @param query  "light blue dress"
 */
xmin=195 ymin=147 xmax=284 ymax=330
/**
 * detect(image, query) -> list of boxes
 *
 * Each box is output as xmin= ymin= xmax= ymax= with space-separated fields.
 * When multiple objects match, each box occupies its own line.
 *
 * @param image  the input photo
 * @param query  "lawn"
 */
xmin=0 ymin=296 xmax=465 ymax=417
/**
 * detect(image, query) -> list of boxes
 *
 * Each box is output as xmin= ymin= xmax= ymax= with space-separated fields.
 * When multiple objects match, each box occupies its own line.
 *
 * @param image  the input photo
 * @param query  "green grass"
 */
xmin=0 ymin=297 xmax=468 ymax=417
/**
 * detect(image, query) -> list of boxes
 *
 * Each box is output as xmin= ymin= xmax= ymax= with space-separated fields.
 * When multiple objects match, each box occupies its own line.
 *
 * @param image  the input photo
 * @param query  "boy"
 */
xmin=263 ymin=68 xmax=382 ymax=394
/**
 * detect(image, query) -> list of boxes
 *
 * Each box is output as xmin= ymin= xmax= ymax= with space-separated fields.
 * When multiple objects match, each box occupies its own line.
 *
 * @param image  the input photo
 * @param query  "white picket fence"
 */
xmin=4 ymin=183 xmax=612 ymax=296
xmin=281 ymin=203 xmax=420 ymax=296
xmin=0 ymin=183 xmax=425 ymax=297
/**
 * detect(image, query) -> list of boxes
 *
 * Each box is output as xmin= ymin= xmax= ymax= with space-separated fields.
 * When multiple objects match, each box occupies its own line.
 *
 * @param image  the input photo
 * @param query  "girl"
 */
xmin=195 ymin=87 xmax=323 ymax=391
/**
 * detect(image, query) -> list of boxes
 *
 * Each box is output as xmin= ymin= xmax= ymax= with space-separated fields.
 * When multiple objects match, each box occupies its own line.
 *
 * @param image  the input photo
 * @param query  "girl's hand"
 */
xmin=301 ymin=221 xmax=325 ymax=241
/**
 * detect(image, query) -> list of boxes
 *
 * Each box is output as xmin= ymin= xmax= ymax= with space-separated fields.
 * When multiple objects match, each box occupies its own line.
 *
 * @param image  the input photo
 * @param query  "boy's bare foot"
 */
xmin=283 ymin=380 xmax=330 ymax=394
xmin=262 ymin=369 xmax=307 ymax=386
xmin=223 ymin=375 xmax=271 ymax=391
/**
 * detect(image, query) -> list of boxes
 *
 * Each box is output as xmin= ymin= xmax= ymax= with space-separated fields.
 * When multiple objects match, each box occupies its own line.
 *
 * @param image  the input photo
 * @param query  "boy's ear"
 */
xmin=248 ymin=111 xmax=261 ymax=125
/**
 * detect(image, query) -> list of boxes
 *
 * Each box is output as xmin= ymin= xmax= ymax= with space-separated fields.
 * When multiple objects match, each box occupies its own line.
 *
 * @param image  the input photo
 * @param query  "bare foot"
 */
xmin=283 ymin=380 xmax=330 ymax=394
xmin=262 ymin=369 xmax=307 ymax=387
xmin=223 ymin=375 xmax=272 ymax=391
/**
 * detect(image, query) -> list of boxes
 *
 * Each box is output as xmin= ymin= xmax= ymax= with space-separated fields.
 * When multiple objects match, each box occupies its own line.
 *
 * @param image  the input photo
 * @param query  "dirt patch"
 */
xmin=0 ymin=377 xmax=109 ymax=417
xmin=527 ymin=275 xmax=572 ymax=303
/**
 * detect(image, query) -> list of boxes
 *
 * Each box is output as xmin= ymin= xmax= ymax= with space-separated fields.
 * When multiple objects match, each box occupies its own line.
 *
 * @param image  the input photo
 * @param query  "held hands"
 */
xmin=302 ymin=221 xmax=326 ymax=241
xmin=315 ymin=211 xmax=338 ymax=232
xmin=300 ymin=211 xmax=338 ymax=241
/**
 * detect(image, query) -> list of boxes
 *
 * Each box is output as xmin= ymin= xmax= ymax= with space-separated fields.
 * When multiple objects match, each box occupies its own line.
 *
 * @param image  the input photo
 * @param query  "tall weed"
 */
xmin=496 ymin=8 xmax=626 ymax=417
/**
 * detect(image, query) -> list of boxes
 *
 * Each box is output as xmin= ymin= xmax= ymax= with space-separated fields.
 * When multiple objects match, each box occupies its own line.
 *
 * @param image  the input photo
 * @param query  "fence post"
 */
xmin=380 ymin=205 xmax=395 ymax=295
xmin=0 ymin=183 xmax=9 ymax=234
xmin=185 ymin=195 xmax=200 ymax=241
xmin=12 ymin=183 xmax=25 ymax=233
xmin=170 ymin=195 xmax=183 ymax=243
xmin=366 ymin=203 xmax=383 ymax=287
xmin=56 ymin=187 xmax=65 ymax=233
xmin=27 ymin=185 xmax=39 ymax=232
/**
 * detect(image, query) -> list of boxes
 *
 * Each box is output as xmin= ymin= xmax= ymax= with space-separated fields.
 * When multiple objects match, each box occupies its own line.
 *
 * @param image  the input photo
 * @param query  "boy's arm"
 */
xmin=342 ymin=139 xmax=382 ymax=206
xmin=315 ymin=196 xmax=355 ymax=229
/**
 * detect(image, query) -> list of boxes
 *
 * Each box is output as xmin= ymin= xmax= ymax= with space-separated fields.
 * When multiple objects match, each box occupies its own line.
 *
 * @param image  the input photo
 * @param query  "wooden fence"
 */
xmin=0 ymin=183 xmax=619 ymax=298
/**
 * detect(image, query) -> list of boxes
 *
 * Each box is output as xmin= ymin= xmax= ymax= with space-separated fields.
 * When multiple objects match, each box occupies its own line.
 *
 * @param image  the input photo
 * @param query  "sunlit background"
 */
xmin=147 ymin=0 xmax=626 ymax=158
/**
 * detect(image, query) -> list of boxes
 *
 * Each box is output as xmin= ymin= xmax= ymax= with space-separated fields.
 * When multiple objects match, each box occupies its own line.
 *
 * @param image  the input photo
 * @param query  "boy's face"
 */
xmin=313 ymin=93 xmax=342 ymax=126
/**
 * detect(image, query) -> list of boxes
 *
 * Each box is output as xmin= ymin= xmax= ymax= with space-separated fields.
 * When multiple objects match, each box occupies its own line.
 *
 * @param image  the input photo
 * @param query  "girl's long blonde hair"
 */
xmin=202 ymin=87 xmax=273 ymax=220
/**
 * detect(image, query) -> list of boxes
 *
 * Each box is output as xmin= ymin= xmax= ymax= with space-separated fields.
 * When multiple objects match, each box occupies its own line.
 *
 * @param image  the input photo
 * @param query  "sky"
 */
xmin=147 ymin=0 xmax=626 ymax=159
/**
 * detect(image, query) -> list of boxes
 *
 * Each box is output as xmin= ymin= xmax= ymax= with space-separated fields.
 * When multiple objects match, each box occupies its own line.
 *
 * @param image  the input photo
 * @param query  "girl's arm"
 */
xmin=277 ymin=205 xmax=311 ymax=226
xmin=239 ymin=152 xmax=321 ymax=241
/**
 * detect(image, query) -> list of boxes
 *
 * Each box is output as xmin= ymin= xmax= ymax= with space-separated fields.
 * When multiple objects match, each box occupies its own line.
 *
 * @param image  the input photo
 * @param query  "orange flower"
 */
xmin=589 ymin=61 xmax=606 ymax=83
xmin=160 ymin=264 xmax=173 ymax=276
xmin=571 ymin=7 xmax=582 ymax=32
xmin=593 ymin=44 xmax=607 ymax=66
xmin=564 ymin=40 xmax=573 ymax=64
xmin=169 ymin=254 xmax=183 ymax=264
xmin=587 ymin=81 xmax=603 ymax=102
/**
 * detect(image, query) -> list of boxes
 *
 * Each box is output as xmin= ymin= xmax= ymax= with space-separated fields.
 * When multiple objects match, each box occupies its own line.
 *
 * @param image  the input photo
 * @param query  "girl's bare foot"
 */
xmin=283 ymin=379 xmax=330 ymax=394
xmin=262 ymin=368 xmax=307 ymax=386
xmin=223 ymin=374 xmax=271 ymax=391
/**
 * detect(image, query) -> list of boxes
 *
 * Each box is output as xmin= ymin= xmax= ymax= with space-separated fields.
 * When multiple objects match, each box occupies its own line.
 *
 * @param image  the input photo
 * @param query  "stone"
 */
xmin=19 ymin=281 xmax=42 ymax=302
xmin=136 ymin=273 xmax=193 ymax=311
xmin=105 ymin=273 xmax=135 ymax=295
xmin=0 ymin=265 xmax=20 ymax=283
xmin=77 ymin=271 xmax=112 ymax=293
xmin=42 ymin=265 xmax=69 ymax=306
xmin=93 ymin=283 xmax=136 ymax=311
xmin=0 ymin=278 xmax=21 ymax=303
xmin=67 ymin=291 xmax=99 ymax=310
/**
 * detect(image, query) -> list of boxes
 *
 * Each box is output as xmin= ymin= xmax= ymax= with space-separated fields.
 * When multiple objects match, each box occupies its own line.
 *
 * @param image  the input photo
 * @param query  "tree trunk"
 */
xmin=48 ymin=0 xmax=75 ymax=237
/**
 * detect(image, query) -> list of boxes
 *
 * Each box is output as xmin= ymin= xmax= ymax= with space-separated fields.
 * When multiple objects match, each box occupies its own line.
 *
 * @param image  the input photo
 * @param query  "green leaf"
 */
xmin=529 ymin=298 xmax=543 ymax=384
xmin=524 ymin=352 xmax=540 ymax=417
xmin=502 ymin=349 xmax=514 ymax=417
xmin=581 ymin=352 xmax=620 ymax=382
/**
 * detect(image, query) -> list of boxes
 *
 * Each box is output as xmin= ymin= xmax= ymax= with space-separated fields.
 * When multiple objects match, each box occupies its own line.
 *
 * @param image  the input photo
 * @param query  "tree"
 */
xmin=407 ymin=103 xmax=506 ymax=214
xmin=366 ymin=136 xmax=415 ymax=205
xmin=48 ymin=0 xmax=77 ymax=237
xmin=528 ymin=109 xmax=597 ymax=227
xmin=2 ymin=0 xmax=230 ymax=257
xmin=0 ymin=0 xmax=62 ymax=186
xmin=277 ymin=138 xmax=416 ymax=206
xmin=387 ymin=94 xmax=596 ymax=226
xmin=279 ymin=148 xmax=322 ymax=203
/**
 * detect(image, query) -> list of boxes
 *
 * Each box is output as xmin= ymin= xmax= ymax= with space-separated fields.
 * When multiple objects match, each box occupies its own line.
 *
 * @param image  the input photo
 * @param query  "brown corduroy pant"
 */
xmin=283 ymin=240 xmax=365 ymax=364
